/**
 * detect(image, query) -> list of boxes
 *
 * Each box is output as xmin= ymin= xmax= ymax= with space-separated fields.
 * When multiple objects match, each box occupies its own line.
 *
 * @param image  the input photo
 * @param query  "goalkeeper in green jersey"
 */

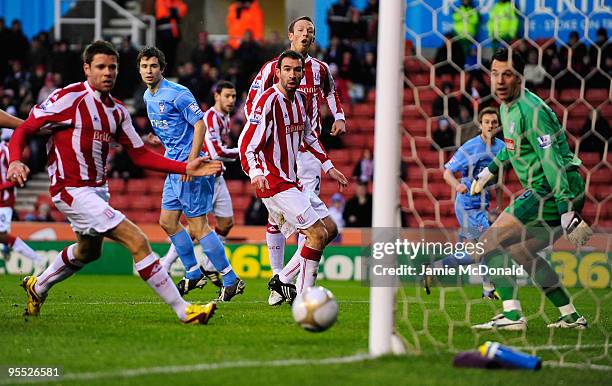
xmin=469 ymin=48 xmax=592 ymax=330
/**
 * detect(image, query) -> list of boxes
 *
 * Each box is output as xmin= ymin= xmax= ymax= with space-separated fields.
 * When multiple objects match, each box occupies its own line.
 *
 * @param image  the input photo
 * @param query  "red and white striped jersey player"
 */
xmin=244 ymin=16 xmax=347 ymax=304
xmin=8 ymin=40 xmax=220 ymax=323
xmin=0 ymin=124 xmax=44 ymax=264
xmin=239 ymin=50 xmax=348 ymax=301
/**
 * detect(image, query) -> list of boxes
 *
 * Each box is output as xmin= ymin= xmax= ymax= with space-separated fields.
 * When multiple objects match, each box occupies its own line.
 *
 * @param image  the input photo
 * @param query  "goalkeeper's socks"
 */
xmin=433 ymin=251 xmax=474 ymax=269
xmin=502 ymin=299 xmax=523 ymax=321
xmin=170 ymin=229 xmax=200 ymax=280
xmin=198 ymin=231 xmax=237 ymax=286
xmin=558 ymin=303 xmax=580 ymax=320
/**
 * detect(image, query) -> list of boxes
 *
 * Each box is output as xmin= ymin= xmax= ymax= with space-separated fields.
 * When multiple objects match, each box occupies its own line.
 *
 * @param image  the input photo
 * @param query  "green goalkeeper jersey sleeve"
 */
xmin=493 ymin=90 xmax=582 ymax=214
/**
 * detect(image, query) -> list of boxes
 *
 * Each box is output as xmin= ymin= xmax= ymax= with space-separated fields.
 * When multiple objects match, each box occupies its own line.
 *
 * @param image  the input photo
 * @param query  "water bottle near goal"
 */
xmin=479 ymin=341 xmax=542 ymax=370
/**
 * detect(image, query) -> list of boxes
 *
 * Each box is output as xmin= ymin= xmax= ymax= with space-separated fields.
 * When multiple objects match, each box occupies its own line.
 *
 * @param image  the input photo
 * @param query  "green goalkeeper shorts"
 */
xmin=504 ymin=169 xmax=585 ymax=228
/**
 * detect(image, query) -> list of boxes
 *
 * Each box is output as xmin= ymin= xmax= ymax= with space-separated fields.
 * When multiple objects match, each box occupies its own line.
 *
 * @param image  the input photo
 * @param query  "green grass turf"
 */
xmin=0 ymin=275 xmax=610 ymax=385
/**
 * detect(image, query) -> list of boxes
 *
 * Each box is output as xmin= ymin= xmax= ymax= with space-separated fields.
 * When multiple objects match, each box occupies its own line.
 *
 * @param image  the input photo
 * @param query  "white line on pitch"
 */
xmin=0 ymin=353 xmax=373 ymax=384
xmin=513 ymin=343 xmax=610 ymax=351
xmin=543 ymin=360 xmax=612 ymax=371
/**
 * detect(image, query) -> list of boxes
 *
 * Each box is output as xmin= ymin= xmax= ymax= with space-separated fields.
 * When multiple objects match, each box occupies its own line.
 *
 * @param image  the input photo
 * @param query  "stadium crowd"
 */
xmin=0 ymin=0 xmax=609 ymax=229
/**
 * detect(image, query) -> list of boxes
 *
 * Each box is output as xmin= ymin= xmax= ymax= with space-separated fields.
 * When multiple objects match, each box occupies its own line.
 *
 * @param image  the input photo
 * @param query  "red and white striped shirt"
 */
xmin=10 ymin=81 xmax=187 ymax=196
xmin=202 ymin=107 xmax=239 ymax=161
xmin=244 ymin=55 xmax=345 ymax=135
xmin=239 ymin=86 xmax=333 ymax=198
xmin=0 ymin=142 xmax=15 ymax=207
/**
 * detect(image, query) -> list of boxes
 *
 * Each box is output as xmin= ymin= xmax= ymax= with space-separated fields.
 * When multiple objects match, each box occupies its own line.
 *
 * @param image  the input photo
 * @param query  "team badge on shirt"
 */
xmin=159 ymin=102 xmax=165 ymax=113
xmin=537 ymin=134 xmax=552 ymax=149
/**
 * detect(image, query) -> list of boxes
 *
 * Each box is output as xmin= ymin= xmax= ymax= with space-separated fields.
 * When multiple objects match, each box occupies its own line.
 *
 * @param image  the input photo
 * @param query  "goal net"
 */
xmin=371 ymin=0 xmax=611 ymax=370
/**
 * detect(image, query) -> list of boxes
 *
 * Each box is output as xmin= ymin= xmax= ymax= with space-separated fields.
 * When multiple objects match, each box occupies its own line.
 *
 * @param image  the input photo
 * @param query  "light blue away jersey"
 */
xmin=143 ymin=78 xmax=204 ymax=162
xmin=444 ymin=135 xmax=505 ymax=210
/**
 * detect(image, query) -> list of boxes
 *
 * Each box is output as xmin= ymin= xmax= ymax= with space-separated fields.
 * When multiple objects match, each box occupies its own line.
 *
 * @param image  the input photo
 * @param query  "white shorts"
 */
xmin=212 ymin=175 xmax=234 ymax=218
xmin=52 ymin=186 xmax=125 ymax=236
xmin=0 ymin=207 xmax=12 ymax=232
xmin=297 ymin=151 xmax=322 ymax=195
xmin=262 ymin=187 xmax=329 ymax=238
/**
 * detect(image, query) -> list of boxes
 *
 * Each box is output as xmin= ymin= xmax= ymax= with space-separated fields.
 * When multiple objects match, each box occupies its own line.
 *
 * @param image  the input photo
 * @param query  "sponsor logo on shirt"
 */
xmin=285 ymin=124 xmax=304 ymax=134
xmin=188 ymin=102 xmax=202 ymax=114
xmin=537 ymin=134 xmax=552 ymax=149
xmin=299 ymin=86 xmax=317 ymax=95
xmin=504 ymin=138 xmax=515 ymax=151
xmin=151 ymin=119 xmax=169 ymax=129
xmin=93 ymin=131 xmax=112 ymax=143
xmin=159 ymin=102 xmax=165 ymax=113
xmin=103 ymin=208 xmax=116 ymax=219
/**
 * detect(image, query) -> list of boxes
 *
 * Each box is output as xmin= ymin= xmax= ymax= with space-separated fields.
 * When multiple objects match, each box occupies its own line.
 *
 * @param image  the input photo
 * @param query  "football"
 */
xmin=291 ymin=286 xmax=338 ymax=332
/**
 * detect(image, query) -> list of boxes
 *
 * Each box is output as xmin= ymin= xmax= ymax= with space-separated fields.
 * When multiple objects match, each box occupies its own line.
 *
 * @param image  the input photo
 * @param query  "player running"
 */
xmin=0 ymin=121 xmax=44 ymax=264
xmin=8 ymin=40 xmax=221 ymax=324
xmin=239 ymin=50 xmax=348 ymax=304
xmin=161 ymin=81 xmax=238 ymax=287
xmin=468 ymin=48 xmax=591 ymax=330
xmin=244 ymin=16 xmax=346 ymax=305
xmin=424 ymin=107 xmax=505 ymax=299
xmin=138 ymin=46 xmax=244 ymax=301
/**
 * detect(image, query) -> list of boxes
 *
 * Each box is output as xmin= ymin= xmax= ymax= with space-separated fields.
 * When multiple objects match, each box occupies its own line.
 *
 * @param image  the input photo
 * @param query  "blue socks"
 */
xmin=199 ymin=232 xmax=237 ymax=286
xmin=170 ymin=229 xmax=201 ymax=280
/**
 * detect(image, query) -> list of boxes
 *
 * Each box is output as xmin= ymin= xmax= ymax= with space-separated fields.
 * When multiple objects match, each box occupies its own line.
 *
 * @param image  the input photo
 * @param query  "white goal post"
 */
xmin=369 ymin=0 xmax=406 ymax=357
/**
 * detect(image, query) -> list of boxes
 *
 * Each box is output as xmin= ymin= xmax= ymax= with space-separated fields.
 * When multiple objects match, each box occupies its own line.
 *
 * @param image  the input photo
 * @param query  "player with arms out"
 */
xmin=424 ymin=107 xmax=505 ymax=299
xmin=161 ymin=81 xmax=239 ymax=287
xmin=244 ymin=16 xmax=346 ymax=305
xmin=138 ymin=46 xmax=244 ymax=301
xmin=0 ymin=115 xmax=44 ymax=264
xmin=239 ymin=50 xmax=348 ymax=303
xmin=468 ymin=48 xmax=591 ymax=330
xmin=8 ymin=41 xmax=222 ymax=324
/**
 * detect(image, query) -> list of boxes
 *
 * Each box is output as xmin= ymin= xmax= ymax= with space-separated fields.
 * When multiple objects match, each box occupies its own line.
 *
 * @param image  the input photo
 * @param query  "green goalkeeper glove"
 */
xmin=470 ymin=167 xmax=495 ymax=195
xmin=561 ymin=211 xmax=593 ymax=246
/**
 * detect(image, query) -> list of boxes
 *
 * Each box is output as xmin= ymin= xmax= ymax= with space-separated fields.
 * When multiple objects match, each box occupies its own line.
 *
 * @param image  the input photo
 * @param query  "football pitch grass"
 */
xmin=0 ymin=275 xmax=610 ymax=385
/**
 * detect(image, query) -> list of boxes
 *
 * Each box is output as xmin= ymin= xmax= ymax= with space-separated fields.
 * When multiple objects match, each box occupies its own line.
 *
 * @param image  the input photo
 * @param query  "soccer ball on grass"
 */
xmin=291 ymin=286 xmax=338 ymax=332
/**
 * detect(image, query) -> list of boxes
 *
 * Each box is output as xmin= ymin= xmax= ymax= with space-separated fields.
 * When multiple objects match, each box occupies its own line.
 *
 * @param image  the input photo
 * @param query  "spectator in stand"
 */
xmin=361 ymin=0 xmax=379 ymax=44
xmin=327 ymin=0 xmax=353 ymax=41
xmin=191 ymin=31 xmax=218 ymax=69
xmin=580 ymin=111 xmax=611 ymax=156
xmin=433 ymin=82 xmax=460 ymax=120
xmin=432 ymin=117 xmax=456 ymax=151
xmin=36 ymin=73 xmax=58 ymax=104
xmin=155 ymin=0 xmax=187 ymax=76
xmin=262 ymin=31 xmax=284 ymax=61
xmin=244 ymin=192 xmax=268 ymax=225
xmin=587 ymin=28 xmax=612 ymax=90
xmin=464 ymin=44 xmax=479 ymax=70
xmin=114 ymin=37 xmax=139 ymax=100
xmin=109 ymin=145 xmax=144 ymax=181
xmin=25 ymin=203 xmax=54 ymax=222
xmin=466 ymin=72 xmax=491 ymax=109
xmin=29 ymin=35 xmax=50 ymax=69
xmin=453 ymin=0 xmax=479 ymax=55
xmin=0 ymin=19 xmax=10 ymax=79
xmin=362 ymin=51 xmax=376 ymax=91
xmin=339 ymin=51 xmax=364 ymax=103
xmin=343 ymin=182 xmax=372 ymax=228
xmin=328 ymin=193 xmax=345 ymax=242
xmin=8 ymin=20 xmax=29 ymax=65
xmin=50 ymin=40 xmax=80 ymax=86
xmin=524 ymin=49 xmax=547 ymax=89
xmin=488 ymin=0 xmax=519 ymax=51
xmin=3 ymin=60 xmax=30 ymax=98
xmin=226 ymin=0 xmax=264 ymax=50
xmin=324 ymin=35 xmax=347 ymax=66
xmin=236 ymin=30 xmax=262 ymax=80
xmin=457 ymin=105 xmax=479 ymax=144
xmin=177 ymin=61 xmax=200 ymax=98
xmin=434 ymin=33 xmax=466 ymax=77
xmin=353 ymin=148 xmax=374 ymax=183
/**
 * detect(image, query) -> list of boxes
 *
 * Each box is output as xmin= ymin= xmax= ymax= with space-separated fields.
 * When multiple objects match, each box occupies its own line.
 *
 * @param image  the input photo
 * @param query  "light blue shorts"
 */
xmin=161 ymin=174 xmax=214 ymax=218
